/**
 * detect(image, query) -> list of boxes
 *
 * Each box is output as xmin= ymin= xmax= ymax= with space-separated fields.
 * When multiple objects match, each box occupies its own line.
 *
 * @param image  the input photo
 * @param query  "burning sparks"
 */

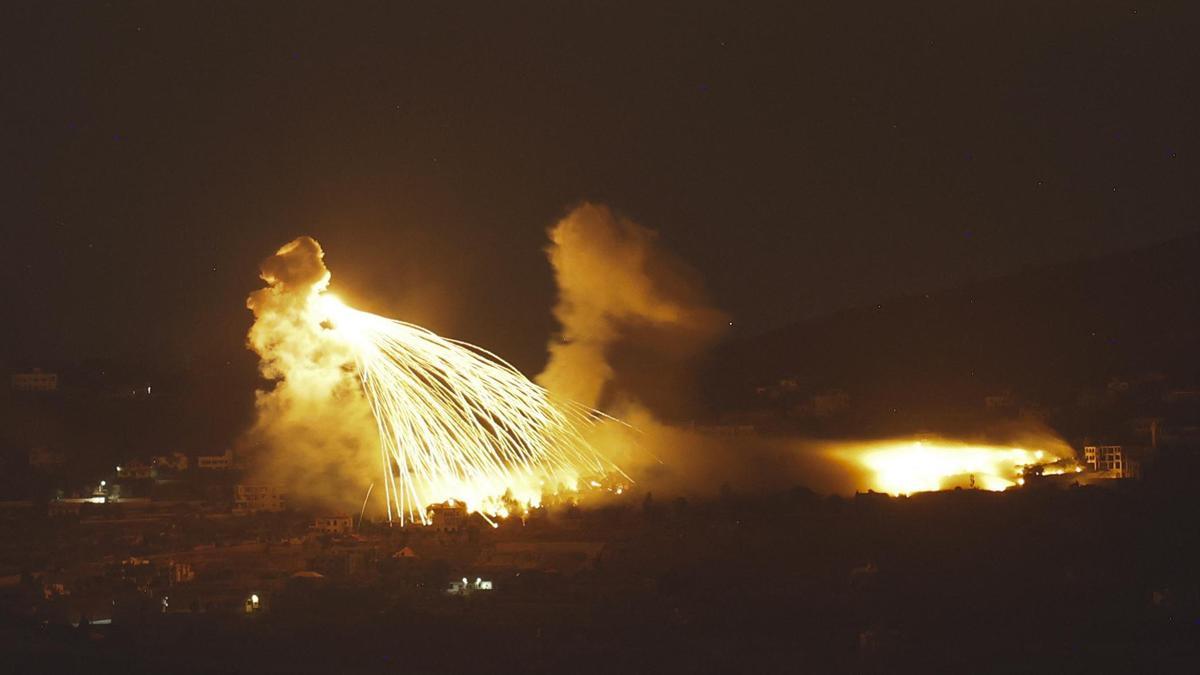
xmin=319 ymin=294 xmax=626 ymax=524
xmin=247 ymin=237 xmax=626 ymax=526
xmin=830 ymin=439 xmax=1080 ymax=495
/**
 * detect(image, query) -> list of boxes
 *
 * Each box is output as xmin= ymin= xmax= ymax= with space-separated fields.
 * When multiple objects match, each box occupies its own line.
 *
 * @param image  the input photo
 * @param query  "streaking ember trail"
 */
xmin=318 ymin=294 xmax=626 ymax=525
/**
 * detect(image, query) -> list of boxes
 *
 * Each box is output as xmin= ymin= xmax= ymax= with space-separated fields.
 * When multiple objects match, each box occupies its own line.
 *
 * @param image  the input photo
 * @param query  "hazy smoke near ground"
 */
xmin=536 ymin=204 xmax=1077 ymax=500
xmin=242 ymin=237 xmax=376 ymax=512
xmin=588 ymin=408 xmax=862 ymax=499
xmin=534 ymin=204 xmax=853 ymax=498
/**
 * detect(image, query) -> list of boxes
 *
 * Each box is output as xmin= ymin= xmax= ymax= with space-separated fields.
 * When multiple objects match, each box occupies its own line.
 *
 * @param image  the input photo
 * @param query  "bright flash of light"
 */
xmin=318 ymin=294 xmax=626 ymax=525
xmin=829 ymin=439 xmax=1079 ymax=495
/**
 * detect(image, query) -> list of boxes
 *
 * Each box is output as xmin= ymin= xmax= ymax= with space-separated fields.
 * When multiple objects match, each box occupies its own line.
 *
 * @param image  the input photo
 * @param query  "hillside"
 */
xmin=704 ymin=232 xmax=1200 ymax=438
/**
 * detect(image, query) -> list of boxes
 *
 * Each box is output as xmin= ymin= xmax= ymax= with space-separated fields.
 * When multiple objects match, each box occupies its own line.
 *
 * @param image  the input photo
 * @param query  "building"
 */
xmin=196 ymin=449 xmax=233 ymax=470
xmin=312 ymin=515 xmax=354 ymax=534
xmin=116 ymin=461 xmax=155 ymax=479
xmin=447 ymin=577 xmax=493 ymax=595
xmin=1083 ymin=445 xmax=1142 ymax=479
xmin=234 ymin=485 xmax=284 ymax=514
xmin=168 ymin=561 xmax=196 ymax=584
xmin=152 ymin=452 xmax=189 ymax=471
xmin=11 ymin=369 xmax=58 ymax=392
xmin=244 ymin=592 xmax=263 ymax=614
xmin=426 ymin=500 xmax=468 ymax=531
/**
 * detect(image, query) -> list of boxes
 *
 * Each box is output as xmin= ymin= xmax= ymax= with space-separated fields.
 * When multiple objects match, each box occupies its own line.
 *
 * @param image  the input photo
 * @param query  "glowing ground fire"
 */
xmin=318 ymin=294 xmax=625 ymax=525
xmin=831 ymin=439 xmax=1081 ymax=495
xmin=249 ymin=238 xmax=1080 ymax=524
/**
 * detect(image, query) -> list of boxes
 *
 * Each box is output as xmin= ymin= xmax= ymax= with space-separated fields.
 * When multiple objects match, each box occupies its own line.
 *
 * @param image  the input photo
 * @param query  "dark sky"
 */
xmin=4 ymin=2 xmax=1197 ymax=375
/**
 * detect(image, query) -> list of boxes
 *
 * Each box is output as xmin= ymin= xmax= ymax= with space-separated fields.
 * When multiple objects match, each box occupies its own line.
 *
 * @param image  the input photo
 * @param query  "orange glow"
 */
xmin=829 ymin=438 xmax=1080 ymax=495
xmin=246 ymin=237 xmax=627 ymax=527
xmin=316 ymin=285 xmax=625 ymax=524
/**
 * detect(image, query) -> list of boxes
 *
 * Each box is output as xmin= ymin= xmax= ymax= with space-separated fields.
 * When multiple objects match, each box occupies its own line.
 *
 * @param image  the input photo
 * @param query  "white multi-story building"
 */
xmin=1083 ymin=445 xmax=1140 ymax=478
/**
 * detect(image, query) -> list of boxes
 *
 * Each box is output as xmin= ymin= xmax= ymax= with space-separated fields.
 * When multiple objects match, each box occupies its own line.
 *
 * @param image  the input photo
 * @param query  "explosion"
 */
xmin=245 ymin=213 xmax=1083 ymax=521
xmin=830 ymin=437 xmax=1081 ymax=495
xmin=246 ymin=237 xmax=623 ymax=525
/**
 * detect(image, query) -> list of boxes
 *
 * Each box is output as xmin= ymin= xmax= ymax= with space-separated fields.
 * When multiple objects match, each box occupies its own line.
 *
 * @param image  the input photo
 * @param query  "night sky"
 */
xmin=5 ymin=2 xmax=1197 ymax=374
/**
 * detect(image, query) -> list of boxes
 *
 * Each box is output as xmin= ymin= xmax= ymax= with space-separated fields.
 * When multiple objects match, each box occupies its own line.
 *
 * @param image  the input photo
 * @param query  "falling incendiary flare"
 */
xmin=321 ymin=294 xmax=626 ymax=524
xmin=829 ymin=438 xmax=1081 ymax=495
xmin=246 ymin=237 xmax=626 ymax=526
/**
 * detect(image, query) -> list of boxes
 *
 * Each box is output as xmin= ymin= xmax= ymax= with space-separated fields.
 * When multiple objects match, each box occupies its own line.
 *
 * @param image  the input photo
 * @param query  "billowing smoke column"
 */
xmin=243 ymin=237 xmax=379 ymax=512
xmin=538 ymin=203 xmax=728 ymax=410
xmin=535 ymin=204 xmax=812 ymax=497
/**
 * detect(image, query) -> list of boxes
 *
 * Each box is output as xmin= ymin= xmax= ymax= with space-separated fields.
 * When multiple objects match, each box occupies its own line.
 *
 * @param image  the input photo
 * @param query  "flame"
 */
xmin=829 ymin=438 xmax=1079 ymax=495
xmin=316 ymin=287 xmax=625 ymax=524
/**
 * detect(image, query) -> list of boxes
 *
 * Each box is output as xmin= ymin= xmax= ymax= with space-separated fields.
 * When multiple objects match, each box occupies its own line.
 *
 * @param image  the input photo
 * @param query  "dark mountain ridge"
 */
xmin=704 ymin=231 xmax=1200 ymax=438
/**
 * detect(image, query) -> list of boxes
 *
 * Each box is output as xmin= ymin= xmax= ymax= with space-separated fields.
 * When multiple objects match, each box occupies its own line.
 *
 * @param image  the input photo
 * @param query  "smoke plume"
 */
xmin=242 ymin=237 xmax=377 ymax=512
xmin=237 ymin=215 xmax=1077 ymax=514
xmin=535 ymin=204 xmax=1075 ymax=500
xmin=535 ymin=204 xmax=836 ymax=498
xmin=538 ymin=203 xmax=728 ymax=413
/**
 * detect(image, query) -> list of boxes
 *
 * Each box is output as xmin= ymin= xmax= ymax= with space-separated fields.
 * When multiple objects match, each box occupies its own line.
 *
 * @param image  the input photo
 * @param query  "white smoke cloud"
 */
xmin=242 ymin=237 xmax=377 ymax=512
xmin=537 ymin=202 xmax=728 ymax=410
xmin=535 ymin=204 xmax=814 ymax=498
